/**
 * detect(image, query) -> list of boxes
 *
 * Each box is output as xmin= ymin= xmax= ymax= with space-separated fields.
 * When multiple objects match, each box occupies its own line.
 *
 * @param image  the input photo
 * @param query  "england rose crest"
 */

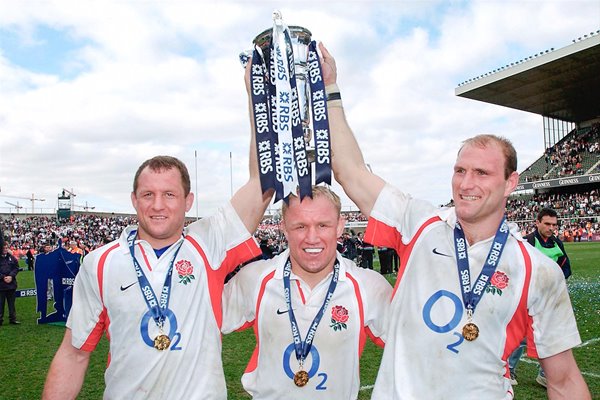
xmin=486 ymin=271 xmax=509 ymax=295
xmin=330 ymin=305 xmax=349 ymax=331
xmin=175 ymin=260 xmax=195 ymax=285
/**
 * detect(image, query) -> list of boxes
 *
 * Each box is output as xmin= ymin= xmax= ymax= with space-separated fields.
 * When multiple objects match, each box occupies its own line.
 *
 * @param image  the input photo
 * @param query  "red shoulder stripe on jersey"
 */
xmin=364 ymin=217 xmax=402 ymax=250
xmin=502 ymin=241 xmax=534 ymax=377
xmin=371 ymin=216 xmax=441 ymax=299
xmin=185 ymin=235 xmax=223 ymax=329
xmin=98 ymin=243 xmax=120 ymax=304
xmin=246 ymin=269 xmax=276 ymax=374
xmin=80 ymin=243 xmax=119 ymax=351
xmin=184 ymin=235 xmax=259 ymax=330
xmin=220 ymin=238 xmax=262 ymax=275
xmin=346 ymin=273 xmax=368 ymax=356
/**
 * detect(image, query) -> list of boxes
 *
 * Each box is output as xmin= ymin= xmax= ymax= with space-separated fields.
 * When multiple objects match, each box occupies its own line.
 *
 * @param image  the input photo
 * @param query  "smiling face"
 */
xmin=452 ymin=140 xmax=518 ymax=239
xmin=131 ymin=166 xmax=194 ymax=249
xmin=281 ymin=193 xmax=345 ymax=288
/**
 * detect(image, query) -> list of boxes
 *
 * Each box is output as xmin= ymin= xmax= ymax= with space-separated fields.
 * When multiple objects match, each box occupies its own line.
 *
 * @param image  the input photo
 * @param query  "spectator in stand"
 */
xmin=0 ymin=242 xmax=20 ymax=325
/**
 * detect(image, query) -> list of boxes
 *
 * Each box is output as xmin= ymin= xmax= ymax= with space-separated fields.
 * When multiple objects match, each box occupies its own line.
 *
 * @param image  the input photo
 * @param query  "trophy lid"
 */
xmin=253 ymin=26 xmax=312 ymax=61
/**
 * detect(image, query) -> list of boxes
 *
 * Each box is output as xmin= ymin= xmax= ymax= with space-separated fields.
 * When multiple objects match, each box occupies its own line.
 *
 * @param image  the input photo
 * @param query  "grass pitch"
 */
xmin=0 ymin=242 xmax=597 ymax=399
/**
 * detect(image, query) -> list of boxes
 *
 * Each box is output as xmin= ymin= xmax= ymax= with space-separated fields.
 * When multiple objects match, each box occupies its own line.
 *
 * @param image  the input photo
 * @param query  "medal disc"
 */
xmin=293 ymin=370 xmax=309 ymax=387
xmin=462 ymin=322 xmax=479 ymax=341
xmin=154 ymin=334 xmax=171 ymax=350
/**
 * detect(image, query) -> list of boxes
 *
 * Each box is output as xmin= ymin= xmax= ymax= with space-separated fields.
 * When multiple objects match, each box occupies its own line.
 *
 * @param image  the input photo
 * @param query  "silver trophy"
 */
xmin=242 ymin=11 xmax=331 ymax=200
xmin=241 ymin=20 xmax=315 ymax=158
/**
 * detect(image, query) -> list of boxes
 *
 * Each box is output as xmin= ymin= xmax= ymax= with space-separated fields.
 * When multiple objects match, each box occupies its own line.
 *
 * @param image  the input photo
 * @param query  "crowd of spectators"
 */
xmin=507 ymin=190 xmax=599 ymax=221
xmin=1 ymin=190 xmax=598 ymax=258
xmin=539 ymin=123 xmax=600 ymax=179
xmin=0 ymin=214 xmax=135 ymax=258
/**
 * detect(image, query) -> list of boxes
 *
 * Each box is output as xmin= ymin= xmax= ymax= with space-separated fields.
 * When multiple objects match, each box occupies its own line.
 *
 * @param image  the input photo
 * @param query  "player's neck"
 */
xmin=136 ymin=231 xmax=181 ymax=250
xmin=459 ymin=216 xmax=504 ymax=246
xmin=291 ymin=263 xmax=335 ymax=289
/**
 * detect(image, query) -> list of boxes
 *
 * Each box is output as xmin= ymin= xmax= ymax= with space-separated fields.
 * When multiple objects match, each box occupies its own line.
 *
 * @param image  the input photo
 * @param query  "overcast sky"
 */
xmin=1 ymin=0 xmax=599 ymax=217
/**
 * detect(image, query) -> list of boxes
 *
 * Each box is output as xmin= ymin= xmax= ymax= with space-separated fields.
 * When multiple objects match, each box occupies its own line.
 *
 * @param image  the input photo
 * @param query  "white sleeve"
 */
xmin=67 ymin=252 xmax=105 ymax=349
xmin=221 ymin=261 xmax=264 ymax=334
xmin=362 ymin=270 xmax=393 ymax=342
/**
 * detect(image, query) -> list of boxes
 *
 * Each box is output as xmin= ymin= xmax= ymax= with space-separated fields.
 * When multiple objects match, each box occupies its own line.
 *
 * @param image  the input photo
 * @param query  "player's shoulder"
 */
xmin=231 ymin=254 xmax=281 ymax=284
xmin=523 ymin=243 xmax=565 ymax=282
xmin=82 ymin=239 xmax=123 ymax=267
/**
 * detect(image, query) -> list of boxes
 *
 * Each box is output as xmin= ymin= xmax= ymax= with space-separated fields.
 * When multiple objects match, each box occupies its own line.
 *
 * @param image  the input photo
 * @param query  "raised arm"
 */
xmin=42 ymin=328 xmax=91 ymax=400
xmin=539 ymin=349 xmax=591 ymax=400
xmin=231 ymin=61 xmax=274 ymax=233
xmin=319 ymin=43 xmax=385 ymax=218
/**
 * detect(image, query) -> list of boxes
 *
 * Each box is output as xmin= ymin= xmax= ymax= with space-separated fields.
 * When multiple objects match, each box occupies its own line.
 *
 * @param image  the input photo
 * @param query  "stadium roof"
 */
xmin=455 ymin=32 xmax=600 ymax=123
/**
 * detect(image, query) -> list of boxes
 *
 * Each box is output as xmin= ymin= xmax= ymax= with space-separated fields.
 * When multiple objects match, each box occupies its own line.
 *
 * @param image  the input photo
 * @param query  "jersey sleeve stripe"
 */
xmin=221 ymin=237 xmax=262 ymax=275
xmin=346 ymin=273 xmax=367 ymax=355
xmin=80 ymin=243 xmax=119 ymax=351
xmin=367 ymin=216 xmax=440 ymax=299
xmin=502 ymin=241 xmax=534 ymax=373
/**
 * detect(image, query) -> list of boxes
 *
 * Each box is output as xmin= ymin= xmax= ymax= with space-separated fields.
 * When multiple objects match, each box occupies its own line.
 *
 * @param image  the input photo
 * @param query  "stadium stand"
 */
xmin=456 ymin=32 xmax=600 ymax=241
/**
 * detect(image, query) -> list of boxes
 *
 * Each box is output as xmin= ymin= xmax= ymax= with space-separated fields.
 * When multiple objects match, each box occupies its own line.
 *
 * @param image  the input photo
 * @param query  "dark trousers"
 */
xmin=361 ymin=250 xmax=374 ymax=269
xmin=0 ymin=289 xmax=17 ymax=323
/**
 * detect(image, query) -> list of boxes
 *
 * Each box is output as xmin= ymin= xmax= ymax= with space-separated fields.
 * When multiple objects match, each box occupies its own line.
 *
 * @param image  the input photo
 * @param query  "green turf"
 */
xmin=1 ymin=243 xmax=597 ymax=399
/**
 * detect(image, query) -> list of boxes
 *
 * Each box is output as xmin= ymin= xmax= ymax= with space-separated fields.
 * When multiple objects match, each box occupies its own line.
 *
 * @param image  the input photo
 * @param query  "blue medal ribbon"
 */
xmin=127 ymin=230 xmax=183 ymax=331
xmin=282 ymin=257 xmax=340 ymax=368
xmin=453 ymin=217 xmax=510 ymax=319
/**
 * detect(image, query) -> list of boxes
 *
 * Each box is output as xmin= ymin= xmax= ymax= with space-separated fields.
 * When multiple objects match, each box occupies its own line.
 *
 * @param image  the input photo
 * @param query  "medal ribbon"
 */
xmin=283 ymin=257 xmax=340 ymax=366
xmin=307 ymin=40 xmax=332 ymax=186
xmin=127 ymin=230 xmax=183 ymax=330
xmin=453 ymin=216 xmax=509 ymax=318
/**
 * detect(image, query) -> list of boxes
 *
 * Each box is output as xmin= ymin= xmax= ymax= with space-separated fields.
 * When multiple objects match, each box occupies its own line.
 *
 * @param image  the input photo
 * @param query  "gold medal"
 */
xmin=154 ymin=334 xmax=171 ymax=350
xmin=462 ymin=322 xmax=479 ymax=341
xmin=293 ymin=370 xmax=309 ymax=387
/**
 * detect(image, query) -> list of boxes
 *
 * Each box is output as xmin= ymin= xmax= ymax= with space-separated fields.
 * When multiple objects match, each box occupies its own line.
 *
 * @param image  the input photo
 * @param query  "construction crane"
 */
xmin=4 ymin=201 xmax=23 ymax=213
xmin=0 ymin=193 xmax=46 ymax=213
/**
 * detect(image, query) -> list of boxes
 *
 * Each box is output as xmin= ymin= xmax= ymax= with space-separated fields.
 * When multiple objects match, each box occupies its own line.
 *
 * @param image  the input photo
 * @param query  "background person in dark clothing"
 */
xmin=509 ymin=208 xmax=571 ymax=387
xmin=0 ymin=242 xmax=20 ymax=325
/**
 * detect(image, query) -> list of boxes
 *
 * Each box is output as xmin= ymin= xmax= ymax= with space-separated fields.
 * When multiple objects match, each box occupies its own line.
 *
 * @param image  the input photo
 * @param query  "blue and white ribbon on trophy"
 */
xmin=249 ymin=11 xmax=332 ymax=202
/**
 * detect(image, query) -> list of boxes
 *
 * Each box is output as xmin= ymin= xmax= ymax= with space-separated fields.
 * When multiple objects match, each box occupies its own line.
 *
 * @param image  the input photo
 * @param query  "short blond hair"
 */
xmin=281 ymin=186 xmax=341 ymax=218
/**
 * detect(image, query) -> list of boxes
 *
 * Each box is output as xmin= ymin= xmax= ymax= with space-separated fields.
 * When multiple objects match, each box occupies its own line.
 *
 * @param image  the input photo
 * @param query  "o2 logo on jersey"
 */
xmin=421 ymin=290 xmax=465 ymax=354
xmin=139 ymin=308 xmax=183 ymax=351
xmin=282 ymin=343 xmax=328 ymax=390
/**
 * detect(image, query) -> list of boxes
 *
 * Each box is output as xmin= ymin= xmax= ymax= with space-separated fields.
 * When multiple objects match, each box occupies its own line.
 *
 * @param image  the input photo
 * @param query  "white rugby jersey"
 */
xmin=222 ymin=249 xmax=392 ymax=400
xmin=367 ymin=184 xmax=581 ymax=400
xmin=67 ymin=202 xmax=261 ymax=400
